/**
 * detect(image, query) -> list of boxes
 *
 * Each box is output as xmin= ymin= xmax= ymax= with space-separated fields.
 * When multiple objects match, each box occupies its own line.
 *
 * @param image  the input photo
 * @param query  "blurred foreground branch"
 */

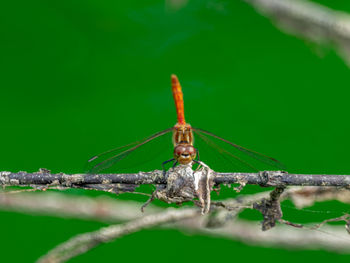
xmin=37 ymin=208 xmax=199 ymax=263
xmin=1 ymin=188 xmax=350 ymax=258
xmin=245 ymin=0 xmax=350 ymax=66
xmin=2 ymin=186 xmax=348 ymax=223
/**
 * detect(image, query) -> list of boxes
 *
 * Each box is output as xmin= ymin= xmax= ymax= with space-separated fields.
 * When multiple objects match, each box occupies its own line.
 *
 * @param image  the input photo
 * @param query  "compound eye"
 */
xmin=186 ymin=146 xmax=196 ymax=155
xmin=175 ymin=145 xmax=185 ymax=156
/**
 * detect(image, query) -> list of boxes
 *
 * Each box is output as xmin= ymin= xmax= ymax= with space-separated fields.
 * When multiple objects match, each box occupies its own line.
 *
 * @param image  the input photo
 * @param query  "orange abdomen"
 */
xmin=171 ymin=74 xmax=186 ymax=125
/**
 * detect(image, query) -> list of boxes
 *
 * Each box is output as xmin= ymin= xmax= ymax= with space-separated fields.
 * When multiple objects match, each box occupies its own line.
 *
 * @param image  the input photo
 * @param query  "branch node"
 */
xmin=259 ymin=171 xmax=288 ymax=187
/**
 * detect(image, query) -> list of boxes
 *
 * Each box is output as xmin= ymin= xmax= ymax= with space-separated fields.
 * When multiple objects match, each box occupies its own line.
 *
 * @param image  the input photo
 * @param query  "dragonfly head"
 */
xmin=174 ymin=144 xmax=196 ymax=165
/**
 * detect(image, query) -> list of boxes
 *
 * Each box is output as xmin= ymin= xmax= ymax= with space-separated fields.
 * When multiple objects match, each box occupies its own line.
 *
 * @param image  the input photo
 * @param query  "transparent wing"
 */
xmin=86 ymin=128 xmax=173 ymax=173
xmin=192 ymin=128 xmax=285 ymax=172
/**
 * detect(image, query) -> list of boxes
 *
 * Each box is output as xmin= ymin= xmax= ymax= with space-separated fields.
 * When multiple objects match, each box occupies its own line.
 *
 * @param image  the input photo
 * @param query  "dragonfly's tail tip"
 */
xmin=171 ymin=74 xmax=178 ymax=82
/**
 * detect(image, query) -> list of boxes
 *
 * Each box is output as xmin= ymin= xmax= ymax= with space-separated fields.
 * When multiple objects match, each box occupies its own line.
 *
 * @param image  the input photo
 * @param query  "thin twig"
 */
xmin=37 ymin=208 xmax=199 ymax=263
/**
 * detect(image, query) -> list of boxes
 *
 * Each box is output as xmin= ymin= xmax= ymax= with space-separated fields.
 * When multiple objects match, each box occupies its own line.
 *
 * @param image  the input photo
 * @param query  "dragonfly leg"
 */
xmin=171 ymin=160 xmax=178 ymax=170
xmin=193 ymin=159 xmax=203 ymax=171
xmin=192 ymin=148 xmax=201 ymax=169
xmin=162 ymin=158 xmax=175 ymax=177
xmin=195 ymin=148 xmax=200 ymax=161
xmin=193 ymin=159 xmax=200 ymax=164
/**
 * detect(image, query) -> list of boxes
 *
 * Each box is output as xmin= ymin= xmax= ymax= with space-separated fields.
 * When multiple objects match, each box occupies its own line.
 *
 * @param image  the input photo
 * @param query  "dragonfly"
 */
xmin=87 ymin=75 xmax=284 ymax=173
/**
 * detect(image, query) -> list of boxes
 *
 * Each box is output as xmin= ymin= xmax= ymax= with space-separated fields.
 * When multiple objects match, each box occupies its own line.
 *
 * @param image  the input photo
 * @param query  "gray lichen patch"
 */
xmin=0 ymin=171 xmax=11 ymax=185
xmin=9 ymin=179 xmax=20 ymax=185
xmin=138 ymin=170 xmax=164 ymax=184
xmin=50 ymin=180 xmax=60 ymax=186
xmin=102 ymin=179 xmax=112 ymax=184
xmin=62 ymin=174 xmax=84 ymax=186
xmin=0 ymin=171 xmax=11 ymax=176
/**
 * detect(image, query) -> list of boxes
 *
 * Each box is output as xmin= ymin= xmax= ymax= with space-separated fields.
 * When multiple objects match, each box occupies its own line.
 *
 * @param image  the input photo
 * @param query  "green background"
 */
xmin=1 ymin=0 xmax=350 ymax=262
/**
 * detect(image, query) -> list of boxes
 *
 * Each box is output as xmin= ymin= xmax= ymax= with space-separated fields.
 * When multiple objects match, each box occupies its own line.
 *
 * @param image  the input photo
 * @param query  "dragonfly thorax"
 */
xmin=172 ymin=123 xmax=193 ymax=146
xmin=174 ymin=143 xmax=196 ymax=165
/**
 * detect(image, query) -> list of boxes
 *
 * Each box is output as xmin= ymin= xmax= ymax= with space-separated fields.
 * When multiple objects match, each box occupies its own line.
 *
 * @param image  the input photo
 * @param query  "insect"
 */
xmin=88 ymin=75 xmax=284 ymax=173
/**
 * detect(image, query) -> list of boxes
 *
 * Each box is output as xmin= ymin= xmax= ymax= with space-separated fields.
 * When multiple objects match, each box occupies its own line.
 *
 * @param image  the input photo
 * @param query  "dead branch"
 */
xmin=2 ymin=170 xmax=350 ymax=188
